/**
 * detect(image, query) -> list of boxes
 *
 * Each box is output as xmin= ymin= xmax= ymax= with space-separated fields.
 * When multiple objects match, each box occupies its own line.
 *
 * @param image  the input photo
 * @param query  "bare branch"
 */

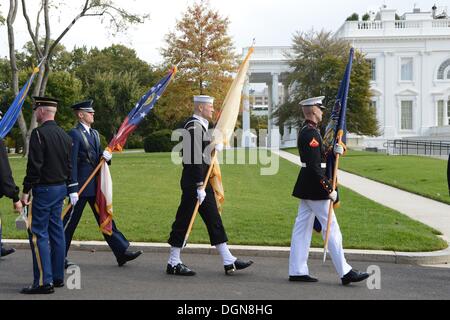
xmin=43 ymin=0 xmax=50 ymax=56
xmin=34 ymin=1 xmax=44 ymax=41
xmin=21 ymin=0 xmax=43 ymax=58
xmin=7 ymin=0 xmax=19 ymax=93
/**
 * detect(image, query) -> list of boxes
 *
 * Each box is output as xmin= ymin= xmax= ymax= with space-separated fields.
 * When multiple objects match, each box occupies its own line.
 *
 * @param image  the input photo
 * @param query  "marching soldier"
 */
xmin=0 ymin=111 xmax=23 ymax=258
xmin=289 ymin=96 xmax=369 ymax=285
xmin=63 ymin=100 xmax=142 ymax=268
xmin=20 ymin=97 xmax=72 ymax=294
xmin=166 ymin=95 xmax=253 ymax=276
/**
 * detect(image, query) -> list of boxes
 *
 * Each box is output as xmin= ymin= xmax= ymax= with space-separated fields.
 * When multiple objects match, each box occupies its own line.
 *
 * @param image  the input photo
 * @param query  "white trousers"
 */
xmin=289 ymin=199 xmax=352 ymax=278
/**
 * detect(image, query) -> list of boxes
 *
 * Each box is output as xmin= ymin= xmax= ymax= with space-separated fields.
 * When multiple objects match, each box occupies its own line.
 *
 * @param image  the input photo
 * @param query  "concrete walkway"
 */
xmin=274 ymin=149 xmax=450 ymax=242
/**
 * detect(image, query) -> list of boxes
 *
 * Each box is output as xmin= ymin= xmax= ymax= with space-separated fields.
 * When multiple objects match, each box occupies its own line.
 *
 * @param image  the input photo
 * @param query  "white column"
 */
xmin=242 ymin=76 xmax=251 ymax=147
xmin=269 ymin=73 xmax=280 ymax=149
xmin=383 ymin=51 xmax=396 ymax=139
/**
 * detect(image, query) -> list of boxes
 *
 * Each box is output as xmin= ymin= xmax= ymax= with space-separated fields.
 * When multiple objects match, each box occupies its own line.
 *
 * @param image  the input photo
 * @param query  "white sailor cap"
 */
xmin=193 ymin=95 xmax=214 ymax=104
xmin=299 ymin=96 xmax=326 ymax=109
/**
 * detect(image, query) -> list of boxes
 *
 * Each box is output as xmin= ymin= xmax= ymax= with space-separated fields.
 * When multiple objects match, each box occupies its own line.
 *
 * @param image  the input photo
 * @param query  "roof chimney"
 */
xmin=432 ymin=4 xmax=437 ymax=18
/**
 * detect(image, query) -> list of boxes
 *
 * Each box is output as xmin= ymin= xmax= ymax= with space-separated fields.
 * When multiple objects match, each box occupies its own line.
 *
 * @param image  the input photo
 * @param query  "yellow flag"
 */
xmin=210 ymin=46 xmax=255 ymax=212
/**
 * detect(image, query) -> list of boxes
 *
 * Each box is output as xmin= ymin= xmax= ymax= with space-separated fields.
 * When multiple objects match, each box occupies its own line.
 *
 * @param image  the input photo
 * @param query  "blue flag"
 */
xmin=0 ymin=64 xmax=42 ymax=139
xmin=107 ymin=66 xmax=177 ymax=152
xmin=323 ymin=48 xmax=354 ymax=206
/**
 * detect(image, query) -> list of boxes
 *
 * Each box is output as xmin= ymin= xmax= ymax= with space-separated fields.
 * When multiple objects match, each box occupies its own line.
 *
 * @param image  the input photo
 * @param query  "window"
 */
xmin=401 ymin=58 xmax=413 ymax=81
xmin=367 ymin=59 xmax=376 ymax=81
xmin=437 ymin=100 xmax=445 ymax=126
xmin=401 ymin=100 xmax=413 ymax=130
xmin=448 ymin=100 xmax=450 ymax=125
xmin=437 ymin=59 xmax=450 ymax=80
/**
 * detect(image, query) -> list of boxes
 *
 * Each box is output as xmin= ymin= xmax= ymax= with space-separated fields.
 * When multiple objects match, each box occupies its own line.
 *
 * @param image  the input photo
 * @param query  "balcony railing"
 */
xmin=335 ymin=19 xmax=450 ymax=38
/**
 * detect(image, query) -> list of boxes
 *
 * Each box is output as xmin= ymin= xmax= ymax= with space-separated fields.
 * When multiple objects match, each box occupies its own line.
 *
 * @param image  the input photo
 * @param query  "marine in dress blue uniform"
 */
xmin=63 ymin=100 xmax=142 ymax=267
xmin=20 ymin=97 xmax=72 ymax=294
xmin=288 ymin=96 xmax=369 ymax=285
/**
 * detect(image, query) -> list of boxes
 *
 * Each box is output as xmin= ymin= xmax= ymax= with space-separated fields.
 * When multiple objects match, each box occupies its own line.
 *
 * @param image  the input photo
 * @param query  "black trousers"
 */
xmin=63 ymin=196 xmax=130 ymax=258
xmin=168 ymin=186 xmax=228 ymax=248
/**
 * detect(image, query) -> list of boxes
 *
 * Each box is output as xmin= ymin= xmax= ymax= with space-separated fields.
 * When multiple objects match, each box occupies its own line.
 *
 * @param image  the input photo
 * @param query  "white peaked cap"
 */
xmin=299 ymin=96 xmax=325 ymax=109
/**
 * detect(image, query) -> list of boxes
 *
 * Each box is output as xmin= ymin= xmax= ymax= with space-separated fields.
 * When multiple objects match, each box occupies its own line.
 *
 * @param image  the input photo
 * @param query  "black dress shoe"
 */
xmin=20 ymin=284 xmax=55 ymax=294
xmin=341 ymin=269 xmax=370 ymax=285
xmin=224 ymin=259 xmax=254 ymax=275
xmin=117 ymin=250 xmax=143 ymax=267
xmin=53 ymin=279 xmax=64 ymax=288
xmin=64 ymin=259 xmax=76 ymax=269
xmin=1 ymin=247 xmax=16 ymax=257
xmin=289 ymin=275 xmax=318 ymax=282
xmin=166 ymin=263 xmax=196 ymax=276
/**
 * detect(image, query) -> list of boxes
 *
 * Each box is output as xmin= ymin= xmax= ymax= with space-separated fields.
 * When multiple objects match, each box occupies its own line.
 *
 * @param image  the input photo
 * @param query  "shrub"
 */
xmin=125 ymin=135 xmax=144 ymax=149
xmin=144 ymin=129 xmax=177 ymax=152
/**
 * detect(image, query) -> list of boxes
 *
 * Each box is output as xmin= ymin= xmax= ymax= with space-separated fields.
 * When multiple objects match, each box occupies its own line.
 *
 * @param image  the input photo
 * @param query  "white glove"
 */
xmin=69 ymin=192 xmax=79 ymax=206
xmin=329 ymin=190 xmax=337 ymax=202
xmin=197 ymin=188 xmax=206 ymax=205
xmin=215 ymin=143 xmax=224 ymax=153
xmin=103 ymin=149 xmax=112 ymax=161
xmin=333 ymin=143 xmax=344 ymax=155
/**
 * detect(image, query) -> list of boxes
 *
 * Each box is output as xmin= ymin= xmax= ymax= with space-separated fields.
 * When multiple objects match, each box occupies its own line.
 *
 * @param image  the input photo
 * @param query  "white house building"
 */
xmin=242 ymin=5 xmax=450 ymax=149
xmin=335 ymin=4 xmax=450 ymax=148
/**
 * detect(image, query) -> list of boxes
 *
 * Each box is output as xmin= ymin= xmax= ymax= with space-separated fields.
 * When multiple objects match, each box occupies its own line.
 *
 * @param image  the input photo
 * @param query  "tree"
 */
xmin=362 ymin=13 xmax=371 ymax=21
xmin=73 ymin=44 xmax=160 ymax=140
xmin=160 ymin=0 xmax=237 ymax=128
xmin=274 ymin=30 xmax=378 ymax=136
xmin=0 ymin=4 xmax=5 ymax=25
xmin=6 ymin=0 xmax=148 ymax=154
xmin=346 ymin=13 xmax=359 ymax=21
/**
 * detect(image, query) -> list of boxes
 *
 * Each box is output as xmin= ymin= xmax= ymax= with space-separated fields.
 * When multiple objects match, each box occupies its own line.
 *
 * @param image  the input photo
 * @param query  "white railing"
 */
xmin=243 ymin=46 xmax=293 ymax=61
xmin=355 ymin=21 xmax=383 ymax=30
xmin=433 ymin=20 xmax=450 ymax=28
xmin=395 ymin=21 xmax=422 ymax=29
xmin=335 ymin=19 xmax=450 ymax=38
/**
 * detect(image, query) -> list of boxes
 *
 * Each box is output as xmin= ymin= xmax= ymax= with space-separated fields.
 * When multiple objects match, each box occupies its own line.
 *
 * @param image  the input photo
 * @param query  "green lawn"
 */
xmin=284 ymin=148 xmax=449 ymax=205
xmin=0 ymin=151 xmax=446 ymax=252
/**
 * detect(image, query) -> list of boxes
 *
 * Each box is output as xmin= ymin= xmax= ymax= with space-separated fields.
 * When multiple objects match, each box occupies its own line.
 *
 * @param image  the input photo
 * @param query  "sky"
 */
xmin=0 ymin=0 xmax=446 ymax=65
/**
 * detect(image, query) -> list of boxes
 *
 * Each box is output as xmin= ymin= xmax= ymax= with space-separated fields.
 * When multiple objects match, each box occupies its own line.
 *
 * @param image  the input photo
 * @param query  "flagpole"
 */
xmin=322 ymin=134 xmax=343 ymax=263
xmin=182 ymin=150 xmax=217 ymax=248
xmin=61 ymin=66 xmax=178 ymax=220
xmin=61 ymin=158 xmax=105 ymax=219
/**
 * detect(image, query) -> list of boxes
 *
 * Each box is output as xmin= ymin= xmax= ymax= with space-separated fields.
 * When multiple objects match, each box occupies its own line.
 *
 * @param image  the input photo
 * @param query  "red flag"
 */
xmin=94 ymin=162 xmax=113 ymax=235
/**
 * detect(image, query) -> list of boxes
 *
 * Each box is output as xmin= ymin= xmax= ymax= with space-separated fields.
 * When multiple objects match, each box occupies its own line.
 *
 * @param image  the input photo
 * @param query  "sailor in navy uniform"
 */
xmin=289 ymin=96 xmax=369 ymax=285
xmin=63 ymin=100 xmax=142 ymax=268
xmin=166 ymin=95 xmax=253 ymax=276
xmin=20 ymin=97 xmax=72 ymax=294
xmin=0 ymin=111 xmax=23 ymax=258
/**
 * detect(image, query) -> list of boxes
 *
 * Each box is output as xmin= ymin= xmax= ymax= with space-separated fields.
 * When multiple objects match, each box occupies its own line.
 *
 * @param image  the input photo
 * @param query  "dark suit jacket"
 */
xmin=68 ymin=122 xmax=101 ymax=197
xmin=180 ymin=117 xmax=212 ymax=191
xmin=0 ymin=139 xmax=19 ymax=202
xmin=292 ymin=120 xmax=333 ymax=200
